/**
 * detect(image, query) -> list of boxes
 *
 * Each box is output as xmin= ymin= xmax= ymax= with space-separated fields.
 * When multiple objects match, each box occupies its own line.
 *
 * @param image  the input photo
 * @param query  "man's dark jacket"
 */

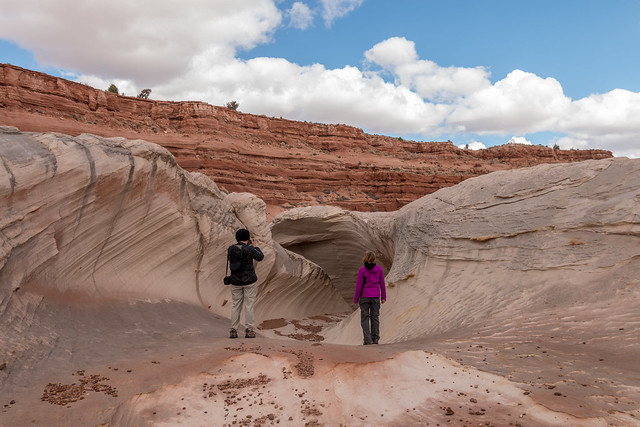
xmin=227 ymin=242 xmax=264 ymax=286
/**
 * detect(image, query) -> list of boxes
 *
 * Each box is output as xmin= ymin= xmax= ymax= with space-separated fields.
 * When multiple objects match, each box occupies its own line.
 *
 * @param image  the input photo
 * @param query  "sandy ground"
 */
xmin=1 ymin=298 xmax=638 ymax=427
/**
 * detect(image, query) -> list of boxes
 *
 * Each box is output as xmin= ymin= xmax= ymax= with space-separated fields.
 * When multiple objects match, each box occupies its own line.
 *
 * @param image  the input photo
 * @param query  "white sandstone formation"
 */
xmin=0 ymin=126 xmax=349 ymax=357
xmin=272 ymin=158 xmax=640 ymax=347
xmin=110 ymin=350 xmax=599 ymax=426
xmin=271 ymin=206 xmax=395 ymax=302
xmin=2 ymin=126 xmax=639 ymax=426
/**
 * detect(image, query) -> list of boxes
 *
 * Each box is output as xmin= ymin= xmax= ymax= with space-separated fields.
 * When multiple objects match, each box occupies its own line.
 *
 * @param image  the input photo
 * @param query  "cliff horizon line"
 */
xmin=0 ymin=63 xmax=612 ymax=218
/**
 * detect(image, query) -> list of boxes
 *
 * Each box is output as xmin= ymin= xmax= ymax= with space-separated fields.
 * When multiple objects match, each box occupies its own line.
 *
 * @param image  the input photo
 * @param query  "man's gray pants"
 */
xmin=230 ymin=283 xmax=257 ymax=331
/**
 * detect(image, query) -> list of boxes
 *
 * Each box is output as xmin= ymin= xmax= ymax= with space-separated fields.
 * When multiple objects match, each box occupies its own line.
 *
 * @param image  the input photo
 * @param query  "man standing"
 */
xmin=227 ymin=229 xmax=264 ymax=338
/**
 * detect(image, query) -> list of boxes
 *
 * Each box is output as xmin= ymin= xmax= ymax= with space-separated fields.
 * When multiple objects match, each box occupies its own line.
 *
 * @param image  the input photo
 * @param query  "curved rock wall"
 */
xmin=0 ymin=126 xmax=232 ymax=305
xmin=271 ymin=206 xmax=395 ymax=303
xmin=0 ymin=127 xmax=349 ymax=361
xmin=272 ymin=158 xmax=640 ymax=345
xmin=381 ymin=158 xmax=640 ymax=340
xmin=2 ymin=125 xmax=638 ymax=352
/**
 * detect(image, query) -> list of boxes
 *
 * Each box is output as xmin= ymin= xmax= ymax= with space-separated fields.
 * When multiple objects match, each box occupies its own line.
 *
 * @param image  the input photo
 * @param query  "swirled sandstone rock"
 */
xmin=0 ymin=126 xmax=349 ymax=360
xmin=0 ymin=127 xmax=638 ymax=426
xmin=272 ymin=158 xmax=640 ymax=346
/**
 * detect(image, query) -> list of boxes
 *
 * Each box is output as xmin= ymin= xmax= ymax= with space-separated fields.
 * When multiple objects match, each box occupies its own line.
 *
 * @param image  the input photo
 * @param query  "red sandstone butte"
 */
xmin=0 ymin=63 xmax=612 ymax=217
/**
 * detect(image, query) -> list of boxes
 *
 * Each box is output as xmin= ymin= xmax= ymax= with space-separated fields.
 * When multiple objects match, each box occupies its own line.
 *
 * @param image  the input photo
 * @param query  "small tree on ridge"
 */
xmin=137 ymin=88 xmax=152 ymax=99
xmin=107 ymin=84 xmax=119 ymax=94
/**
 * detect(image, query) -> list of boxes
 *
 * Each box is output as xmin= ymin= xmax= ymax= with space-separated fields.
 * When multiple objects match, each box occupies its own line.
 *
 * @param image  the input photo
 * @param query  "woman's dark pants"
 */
xmin=359 ymin=297 xmax=380 ymax=344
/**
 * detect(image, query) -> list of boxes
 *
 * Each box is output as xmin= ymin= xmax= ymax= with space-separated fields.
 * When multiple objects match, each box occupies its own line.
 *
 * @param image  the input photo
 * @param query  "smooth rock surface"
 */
xmin=273 ymin=158 xmax=640 ymax=346
xmin=0 ymin=126 xmax=349 ymax=371
xmin=272 ymin=157 xmax=640 ymax=424
xmin=1 ymin=127 xmax=638 ymax=426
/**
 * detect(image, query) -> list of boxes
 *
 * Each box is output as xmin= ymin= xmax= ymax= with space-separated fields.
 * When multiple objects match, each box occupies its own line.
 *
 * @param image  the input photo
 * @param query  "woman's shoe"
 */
xmin=229 ymin=329 xmax=238 ymax=339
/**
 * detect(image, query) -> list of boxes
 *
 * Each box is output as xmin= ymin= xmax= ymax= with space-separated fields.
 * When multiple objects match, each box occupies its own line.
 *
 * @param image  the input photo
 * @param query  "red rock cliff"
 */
xmin=0 ymin=63 xmax=612 ymax=217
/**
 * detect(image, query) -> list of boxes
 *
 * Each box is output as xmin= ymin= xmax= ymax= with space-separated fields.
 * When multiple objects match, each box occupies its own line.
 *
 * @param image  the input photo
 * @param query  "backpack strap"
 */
xmin=359 ymin=276 xmax=366 ymax=299
xmin=228 ymin=243 xmax=245 ymax=272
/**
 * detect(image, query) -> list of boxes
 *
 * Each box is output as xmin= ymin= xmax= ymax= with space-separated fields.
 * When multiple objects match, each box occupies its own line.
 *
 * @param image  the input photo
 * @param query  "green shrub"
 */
xmin=137 ymin=88 xmax=152 ymax=99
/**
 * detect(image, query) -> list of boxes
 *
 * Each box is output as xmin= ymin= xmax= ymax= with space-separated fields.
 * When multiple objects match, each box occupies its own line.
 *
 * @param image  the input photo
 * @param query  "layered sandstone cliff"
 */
xmin=0 ymin=64 xmax=612 ymax=217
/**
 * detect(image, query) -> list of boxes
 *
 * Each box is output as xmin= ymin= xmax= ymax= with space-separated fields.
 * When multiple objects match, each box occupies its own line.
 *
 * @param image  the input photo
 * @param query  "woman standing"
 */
xmin=354 ymin=251 xmax=386 ymax=345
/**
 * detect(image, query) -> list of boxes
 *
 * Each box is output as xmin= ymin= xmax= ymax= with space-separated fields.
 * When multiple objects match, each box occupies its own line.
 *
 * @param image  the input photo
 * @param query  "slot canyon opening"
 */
xmin=270 ymin=210 xmax=394 ymax=309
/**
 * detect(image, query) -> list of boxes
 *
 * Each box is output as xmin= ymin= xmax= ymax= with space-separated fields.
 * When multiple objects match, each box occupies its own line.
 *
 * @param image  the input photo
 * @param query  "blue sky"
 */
xmin=1 ymin=0 xmax=639 ymax=157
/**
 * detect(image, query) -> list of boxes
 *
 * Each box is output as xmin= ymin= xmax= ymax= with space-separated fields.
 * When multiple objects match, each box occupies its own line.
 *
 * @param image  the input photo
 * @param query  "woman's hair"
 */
xmin=362 ymin=251 xmax=376 ymax=265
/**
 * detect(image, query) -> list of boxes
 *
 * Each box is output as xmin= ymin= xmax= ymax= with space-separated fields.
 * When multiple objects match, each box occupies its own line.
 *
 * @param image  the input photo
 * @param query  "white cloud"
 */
xmin=540 ymin=89 xmax=640 ymax=157
xmin=151 ymin=53 xmax=447 ymax=136
xmin=560 ymin=89 xmax=640 ymax=135
xmin=550 ymin=135 xmax=589 ymax=150
xmin=362 ymin=39 xmax=640 ymax=156
xmin=288 ymin=2 xmax=314 ymax=30
xmin=320 ymin=0 xmax=364 ymax=27
xmin=0 ymin=0 xmax=282 ymax=85
xmin=507 ymin=136 xmax=532 ymax=145
xmin=364 ymin=37 xmax=418 ymax=68
xmin=551 ymin=132 xmax=639 ymax=158
xmin=1 ymin=1 xmax=639 ymax=158
xmin=78 ymin=75 xmax=138 ymax=97
xmin=447 ymin=70 xmax=571 ymax=134
xmin=365 ymin=37 xmax=491 ymax=101
xmin=457 ymin=140 xmax=487 ymax=150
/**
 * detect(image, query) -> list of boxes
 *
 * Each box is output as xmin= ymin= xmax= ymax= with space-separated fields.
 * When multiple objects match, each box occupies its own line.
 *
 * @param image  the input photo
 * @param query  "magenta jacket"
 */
xmin=354 ymin=263 xmax=386 ymax=304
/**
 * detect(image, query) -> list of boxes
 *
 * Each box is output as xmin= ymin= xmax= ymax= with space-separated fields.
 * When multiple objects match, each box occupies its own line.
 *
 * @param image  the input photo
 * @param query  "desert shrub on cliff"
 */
xmin=225 ymin=100 xmax=239 ymax=110
xmin=107 ymin=84 xmax=119 ymax=94
xmin=137 ymin=88 xmax=152 ymax=99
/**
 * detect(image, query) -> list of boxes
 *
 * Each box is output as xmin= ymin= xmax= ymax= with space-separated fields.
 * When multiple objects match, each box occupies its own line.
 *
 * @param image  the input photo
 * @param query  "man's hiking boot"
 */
xmin=229 ymin=329 xmax=238 ymax=339
xmin=245 ymin=329 xmax=256 ymax=338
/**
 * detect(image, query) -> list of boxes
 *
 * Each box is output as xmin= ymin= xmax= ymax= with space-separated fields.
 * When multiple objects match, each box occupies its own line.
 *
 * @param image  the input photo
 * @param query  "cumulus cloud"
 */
xmin=78 ymin=75 xmax=138 ymax=97
xmin=507 ymin=136 xmax=532 ymax=145
xmin=447 ymin=70 xmax=571 ymax=134
xmin=1 ymin=1 xmax=639 ymax=157
xmin=320 ymin=0 xmax=364 ymax=27
xmin=458 ymin=140 xmax=487 ymax=150
xmin=288 ymin=2 xmax=314 ymax=30
xmin=0 ymin=0 xmax=281 ymax=85
xmin=150 ymin=52 xmax=447 ymax=136
xmin=364 ymin=36 xmax=419 ymax=68
xmin=365 ymin=37 xmax=491 ymax=101
xmin=551 ymin=132 xmax=640 ymax=159
xmin=550 ymin=135 xmax=589 ymax=150
xmin=561 ymin=89 xmax=640 ymax=135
